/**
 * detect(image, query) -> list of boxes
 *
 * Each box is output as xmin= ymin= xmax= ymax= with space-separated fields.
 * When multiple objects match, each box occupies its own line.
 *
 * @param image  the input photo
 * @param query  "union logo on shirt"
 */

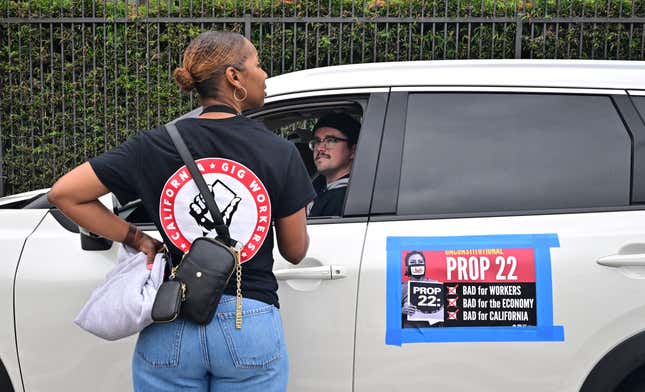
xmin=159 ymin=157 xmax=271 ymax=263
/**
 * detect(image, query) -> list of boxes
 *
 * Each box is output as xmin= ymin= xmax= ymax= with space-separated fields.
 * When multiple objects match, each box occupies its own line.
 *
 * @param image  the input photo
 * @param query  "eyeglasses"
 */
xmin=308 ymin=136 xmax=350 ymax=151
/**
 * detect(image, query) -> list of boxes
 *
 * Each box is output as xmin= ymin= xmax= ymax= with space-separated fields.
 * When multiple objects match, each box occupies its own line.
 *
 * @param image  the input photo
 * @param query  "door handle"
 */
xmin=274 ymin=265 xmax=347 ymax=280
xmin=597 ymin=253 xmax=645 ymax=267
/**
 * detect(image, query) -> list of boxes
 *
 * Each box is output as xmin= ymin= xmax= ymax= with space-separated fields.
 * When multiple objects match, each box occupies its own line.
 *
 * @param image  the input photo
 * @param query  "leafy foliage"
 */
xmin=0 ymin=0 xmax=643 ymax=195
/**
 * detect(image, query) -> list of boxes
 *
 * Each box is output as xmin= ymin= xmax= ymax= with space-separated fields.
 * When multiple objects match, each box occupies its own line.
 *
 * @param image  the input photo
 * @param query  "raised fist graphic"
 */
xmin=189 ymin=180 xmax=242 ymax=236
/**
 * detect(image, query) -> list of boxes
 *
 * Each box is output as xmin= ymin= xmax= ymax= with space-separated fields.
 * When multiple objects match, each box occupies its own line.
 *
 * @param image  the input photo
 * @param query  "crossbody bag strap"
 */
xmin=164 ymin=122 xmax=232 ymax=245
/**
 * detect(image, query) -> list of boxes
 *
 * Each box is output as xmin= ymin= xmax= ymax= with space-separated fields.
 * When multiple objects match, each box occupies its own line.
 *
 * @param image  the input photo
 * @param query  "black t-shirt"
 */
xmin=309 ymin=187 xmax=347 ymax=217
xmin=309 ymin=174 xmax=348 ymax=217
xmin=89 ymin=116 xmax=315 ymax=307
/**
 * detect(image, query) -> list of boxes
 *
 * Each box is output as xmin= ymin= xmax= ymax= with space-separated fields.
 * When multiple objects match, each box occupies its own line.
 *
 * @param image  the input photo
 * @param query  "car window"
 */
xmin=397 ymin=93 xmax=631 ymax=216
xmin=253 ymin=98 xmax=366 ymax=219
xmin=114 ymin=198 xmax=153 ymax=226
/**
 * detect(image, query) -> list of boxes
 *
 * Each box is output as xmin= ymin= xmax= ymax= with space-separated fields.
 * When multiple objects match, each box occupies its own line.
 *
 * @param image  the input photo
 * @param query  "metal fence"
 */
xmin=1 ymin=0 xmax=644 ymax=196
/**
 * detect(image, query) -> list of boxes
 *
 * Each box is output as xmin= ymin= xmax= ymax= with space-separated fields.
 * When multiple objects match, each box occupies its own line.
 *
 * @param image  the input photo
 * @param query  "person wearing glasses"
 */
xmin=307 ymin=113 xmax=361 ymax=217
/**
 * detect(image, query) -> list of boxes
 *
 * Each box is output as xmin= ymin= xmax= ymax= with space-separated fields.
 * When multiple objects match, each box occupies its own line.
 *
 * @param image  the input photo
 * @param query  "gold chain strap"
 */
xmin=235 ymin=251 xmax=243 ymax=329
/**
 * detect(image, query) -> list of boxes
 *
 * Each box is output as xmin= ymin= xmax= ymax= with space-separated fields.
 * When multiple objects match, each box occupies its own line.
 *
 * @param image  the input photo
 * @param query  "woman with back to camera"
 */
xmin=48 ymin=31 xmax=315 ymax=391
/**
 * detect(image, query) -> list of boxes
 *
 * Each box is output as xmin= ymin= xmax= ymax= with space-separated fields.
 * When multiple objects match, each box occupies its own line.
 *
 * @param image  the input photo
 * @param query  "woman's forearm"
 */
xmin=48 ymin=162 xmax=163 ymax=262
xmin=55 ymin=198 xmax=129 ymax=242
xmin=48 ymin=162 xmax=129 ymax=243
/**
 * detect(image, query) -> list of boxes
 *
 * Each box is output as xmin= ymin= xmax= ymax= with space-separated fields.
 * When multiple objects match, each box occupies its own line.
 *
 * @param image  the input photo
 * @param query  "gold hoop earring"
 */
xmin=233 ymin=87 xmax=247 ymax=102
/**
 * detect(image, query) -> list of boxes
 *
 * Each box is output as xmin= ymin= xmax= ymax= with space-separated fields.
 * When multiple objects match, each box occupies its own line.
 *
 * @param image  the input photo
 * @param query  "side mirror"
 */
xmin=80 ymin=227 xmax=113 ymax=251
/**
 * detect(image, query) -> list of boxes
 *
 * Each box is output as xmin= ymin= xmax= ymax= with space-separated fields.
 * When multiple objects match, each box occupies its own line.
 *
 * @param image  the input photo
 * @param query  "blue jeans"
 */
xmin=132 ymin=295 xmax=288 ymax=391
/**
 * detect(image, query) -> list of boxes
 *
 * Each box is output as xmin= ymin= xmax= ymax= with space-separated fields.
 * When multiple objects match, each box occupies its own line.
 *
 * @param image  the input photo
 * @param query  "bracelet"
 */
xmin=123 ymin=224 xmax=142 ymax=248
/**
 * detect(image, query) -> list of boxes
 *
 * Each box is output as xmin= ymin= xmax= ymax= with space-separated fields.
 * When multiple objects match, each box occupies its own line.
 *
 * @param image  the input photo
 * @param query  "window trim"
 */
xmin=265 ymin=88 xmax=389 ymax=104
xmin=251 ymin=91 xmax=389 ymax=219
xmin=306 ymin=216 xmax=368 ymax=225
xmin=374 ymin=89 xmax=635 ymax=217
xmin=614 ymin=94 xmax=645 ymax=203
xmin=343 ymin=92 xmax=389 ymax=217
xmin=392 ymin=86 xmax=627 ymax=95
xmin=246 ymin=99 xmax=364 ymax=120
xmin=371 ymin=91 xmax=407 ymax=215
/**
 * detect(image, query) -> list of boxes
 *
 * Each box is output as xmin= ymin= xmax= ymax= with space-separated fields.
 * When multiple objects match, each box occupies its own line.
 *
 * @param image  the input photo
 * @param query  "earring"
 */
xmin=233 ymin=86 xmax=247 ymax=102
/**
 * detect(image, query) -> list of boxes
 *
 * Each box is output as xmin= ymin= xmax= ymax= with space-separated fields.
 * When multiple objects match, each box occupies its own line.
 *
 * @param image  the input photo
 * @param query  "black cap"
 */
xmin=313 ymin=113 xmax=361 ymax=145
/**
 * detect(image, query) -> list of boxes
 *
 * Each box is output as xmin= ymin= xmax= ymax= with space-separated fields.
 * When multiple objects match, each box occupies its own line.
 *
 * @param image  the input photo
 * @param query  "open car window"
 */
xmin=113 ymin=197 xmax=154 ymax=226
xmin=251 ymin=96 xmax=367 ymax=218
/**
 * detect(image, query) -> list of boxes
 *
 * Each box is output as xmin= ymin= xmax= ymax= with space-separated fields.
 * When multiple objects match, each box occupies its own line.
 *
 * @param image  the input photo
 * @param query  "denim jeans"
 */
xmin=132 ymin=295 xmax=288 ymax=391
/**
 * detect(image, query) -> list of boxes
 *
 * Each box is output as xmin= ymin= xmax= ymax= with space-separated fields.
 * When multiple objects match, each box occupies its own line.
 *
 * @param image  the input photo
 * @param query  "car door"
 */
xmin=13 ymin=194 xmax=143 ymax=392
xmin=12 ymin=90 xmax=389 ymax=392
xmin=354 ymin=88 xmax=645 ymax=391
xmin=252 ymin=89 xmax=387 ymax=391
xmin=0 ymin=205 xmax=49 ymax=392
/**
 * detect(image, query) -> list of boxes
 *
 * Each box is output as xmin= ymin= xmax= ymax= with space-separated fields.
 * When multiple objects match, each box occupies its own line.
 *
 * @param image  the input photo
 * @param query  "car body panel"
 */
xmin=14 ymin=212 xmax=133 ymax=391
xmin=13 ymin=211 xmax=367 ymax=392
xmin=355 ymin=211 xmax=645 ymax=391
xmin=272 ymin=221 xmax=367 ymax=391
xmin=265 ymin=60 xmax=645 ymax=98
xmin=0 ymin=190 xmax=49 ymax=208
xmin=0 ymin=209 xmax=48 ymax=392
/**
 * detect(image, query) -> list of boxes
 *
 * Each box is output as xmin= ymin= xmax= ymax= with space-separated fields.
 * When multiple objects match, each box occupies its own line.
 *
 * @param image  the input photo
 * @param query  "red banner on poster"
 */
xmin=401 ymin=248 xmax=535 ymax=283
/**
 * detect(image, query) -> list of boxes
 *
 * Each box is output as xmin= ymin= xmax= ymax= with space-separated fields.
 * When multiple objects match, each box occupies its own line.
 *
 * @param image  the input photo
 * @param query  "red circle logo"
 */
xmin=159 ymin=158 xmax=271 ymax=263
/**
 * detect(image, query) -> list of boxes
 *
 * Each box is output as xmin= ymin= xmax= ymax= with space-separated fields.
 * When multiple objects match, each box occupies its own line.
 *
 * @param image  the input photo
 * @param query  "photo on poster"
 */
xmin=401 ymin=251 xmax=444 ymax=328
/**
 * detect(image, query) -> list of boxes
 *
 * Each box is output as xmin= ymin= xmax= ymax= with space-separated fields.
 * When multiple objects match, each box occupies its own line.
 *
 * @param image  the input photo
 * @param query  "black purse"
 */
xmin=151 ymin=122 xmax=243 ymax=328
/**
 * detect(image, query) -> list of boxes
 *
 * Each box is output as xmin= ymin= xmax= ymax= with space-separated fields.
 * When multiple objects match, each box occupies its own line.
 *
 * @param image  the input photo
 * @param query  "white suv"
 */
xmin=1 ymin=60 xmax=645 ymax=392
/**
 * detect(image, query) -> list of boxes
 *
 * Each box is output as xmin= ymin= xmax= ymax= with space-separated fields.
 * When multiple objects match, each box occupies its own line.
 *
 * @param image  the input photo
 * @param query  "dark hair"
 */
xmin=173 ymin=31 xmax=251 ymax=99
xmin=405 ymin=251 xmax=425 ymax=266
xmin=313 ymin=113 xmax=361 ymax=146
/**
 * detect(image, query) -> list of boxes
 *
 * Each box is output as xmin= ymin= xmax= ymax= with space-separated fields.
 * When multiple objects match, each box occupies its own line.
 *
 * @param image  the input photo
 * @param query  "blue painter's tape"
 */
xmin=534 ymin=247 xmax=555 ymax=327
xmin=386 ymin=234 xmax=563 ymax=346
xmin=398 ymin=326 xmax=565 ymax=344
xmin=386 ymin=243 xmax=404 ymax=346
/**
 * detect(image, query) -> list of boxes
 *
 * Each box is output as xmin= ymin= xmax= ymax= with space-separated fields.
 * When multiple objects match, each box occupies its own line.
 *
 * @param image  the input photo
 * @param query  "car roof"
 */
xmin=0 ymin=189 xmax=50 ymax=207
xmin=265 ymin=60 xmax=645 ymax=98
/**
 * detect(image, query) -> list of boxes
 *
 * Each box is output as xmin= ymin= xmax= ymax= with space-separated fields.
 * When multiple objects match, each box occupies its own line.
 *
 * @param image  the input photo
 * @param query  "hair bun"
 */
xmin=173 ymin=67 xmax=196 ymax=91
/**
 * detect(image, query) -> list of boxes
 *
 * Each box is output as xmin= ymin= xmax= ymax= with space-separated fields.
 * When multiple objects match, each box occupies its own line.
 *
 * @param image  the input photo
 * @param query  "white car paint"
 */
xmin=272 ymin=222 xmax=366 ymax=391
xmin=14 ymin=213 xmax=127 ymax=391
xmin=356 ymin=211 xmax=645 ymax=391
xmin=0 ymin=190 xmax=49 ymax=208
xmin=0 ymin=210 xmax=48 ymax=392
xmin=13 ymin=212 xmax=162 ymax=392
xmin=12 ymin=216 xmax=365 ymax=392
xmin=265 ymin=60 xmax=645 ymax=98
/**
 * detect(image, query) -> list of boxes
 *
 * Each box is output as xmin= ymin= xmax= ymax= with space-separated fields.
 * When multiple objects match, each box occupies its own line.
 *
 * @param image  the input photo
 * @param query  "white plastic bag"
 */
xmin=74 ymin=244 xmax=166 ymax=341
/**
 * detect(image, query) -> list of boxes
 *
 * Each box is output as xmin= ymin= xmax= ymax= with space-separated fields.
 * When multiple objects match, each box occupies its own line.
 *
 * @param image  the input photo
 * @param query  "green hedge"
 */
xmin=2 ymin=0 xmax=643 ymax=19
xmin=1 ymin=0 xmax=643 ymax=195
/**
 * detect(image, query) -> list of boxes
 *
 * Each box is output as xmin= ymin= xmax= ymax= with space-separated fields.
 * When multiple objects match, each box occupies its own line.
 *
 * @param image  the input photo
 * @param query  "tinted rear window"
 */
xmin=398 ymin=93 xmax=631 ymax=216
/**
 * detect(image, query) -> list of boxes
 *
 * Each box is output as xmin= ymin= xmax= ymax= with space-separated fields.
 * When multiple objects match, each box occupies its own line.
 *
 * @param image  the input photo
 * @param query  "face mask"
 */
xmin=410 ymin=266 xmax=425 ymax=276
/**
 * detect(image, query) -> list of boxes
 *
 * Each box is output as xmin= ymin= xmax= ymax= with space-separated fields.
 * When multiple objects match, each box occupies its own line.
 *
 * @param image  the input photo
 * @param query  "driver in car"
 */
xmin=307 ymin=113 xmax=361 ymax=217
